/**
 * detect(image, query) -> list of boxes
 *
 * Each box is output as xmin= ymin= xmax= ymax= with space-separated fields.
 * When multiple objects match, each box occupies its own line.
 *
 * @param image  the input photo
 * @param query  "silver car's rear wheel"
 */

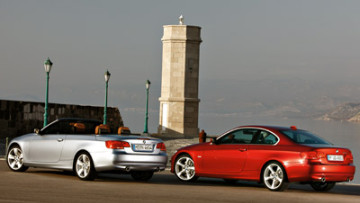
xmin=263 ymin=162 xmax=288 ymax=191
xmin=174 ymin=154 xmax=198 ymax=182
xmin=75 ymin=153 xmax=96 ymax=181
xmin=7 ymin=145 xmax=28 ymax=172
xmin=131 ymin=171 xmax=154 ymax=181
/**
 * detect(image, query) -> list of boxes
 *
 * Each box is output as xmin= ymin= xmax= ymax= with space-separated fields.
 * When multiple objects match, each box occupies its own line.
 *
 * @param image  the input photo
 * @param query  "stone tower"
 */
xmin=158 ymin=20 xmax=202 ymax=138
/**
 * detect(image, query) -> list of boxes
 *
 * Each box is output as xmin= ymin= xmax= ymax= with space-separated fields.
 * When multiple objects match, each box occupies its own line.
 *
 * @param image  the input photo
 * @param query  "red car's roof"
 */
xmin=231 ymin=125 xmax=302 ymax=131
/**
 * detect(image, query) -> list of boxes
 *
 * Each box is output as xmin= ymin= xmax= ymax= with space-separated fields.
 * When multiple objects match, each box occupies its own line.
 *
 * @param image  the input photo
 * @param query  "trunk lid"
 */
xmin=96 ymin=134 xmax=166 ymax=154
xmin=305 ymin=146 xmax=353 ymax=165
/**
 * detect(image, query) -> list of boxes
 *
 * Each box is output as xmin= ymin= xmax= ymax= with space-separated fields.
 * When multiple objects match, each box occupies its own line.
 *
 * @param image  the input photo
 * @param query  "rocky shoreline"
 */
xmin=317 ymin=103 xmax=360 ymax=123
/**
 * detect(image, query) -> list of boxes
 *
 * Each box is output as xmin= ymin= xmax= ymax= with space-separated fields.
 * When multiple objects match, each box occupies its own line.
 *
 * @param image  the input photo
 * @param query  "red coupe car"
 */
xmin=171 ymin=125 xmax=355 ymax=191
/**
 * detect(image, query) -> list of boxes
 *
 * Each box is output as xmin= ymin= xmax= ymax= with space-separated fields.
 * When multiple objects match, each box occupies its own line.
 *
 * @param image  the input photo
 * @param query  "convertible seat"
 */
xmin=69 ymin=122 xmax=86 ymax=134
xmin=95 ymin=124 xmax=111 ymax=134
xmin=118 ymin=126 xmax=131 ymax=135
xmin=73 ymin=123 xmax=86 ymax=133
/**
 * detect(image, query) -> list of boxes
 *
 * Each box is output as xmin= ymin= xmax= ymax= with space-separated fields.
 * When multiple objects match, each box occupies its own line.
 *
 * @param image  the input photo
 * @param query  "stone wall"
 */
xmin=0 ymin=99 xmax=123 ymax=139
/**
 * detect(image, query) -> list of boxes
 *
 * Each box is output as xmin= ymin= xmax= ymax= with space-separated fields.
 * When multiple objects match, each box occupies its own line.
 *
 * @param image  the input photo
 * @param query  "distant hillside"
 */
xmin=317 ymin=103 xmax=360 ymax=122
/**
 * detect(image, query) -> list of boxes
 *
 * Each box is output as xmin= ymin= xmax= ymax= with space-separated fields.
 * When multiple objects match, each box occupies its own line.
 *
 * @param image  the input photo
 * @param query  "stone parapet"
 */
xmin=0 ymin=99 xmax=123 ymax=139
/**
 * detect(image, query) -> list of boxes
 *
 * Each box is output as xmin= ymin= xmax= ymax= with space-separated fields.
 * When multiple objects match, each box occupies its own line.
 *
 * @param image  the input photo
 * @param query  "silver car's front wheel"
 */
xmin=75 ymin=153 xmax=95 ymax=181
xmin=7 ymin=145 xmax=28 ymax=172
xmin=174 ymin=154 xmax=198 ymax=182
xmin=263 ymin=162 xmax=288 ymax=191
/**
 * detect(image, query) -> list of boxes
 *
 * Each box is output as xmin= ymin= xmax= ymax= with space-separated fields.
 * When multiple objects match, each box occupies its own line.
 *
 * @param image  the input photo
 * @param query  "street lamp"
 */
xmin=143 ymin=79 xmax=151 ymax=134
xmin=103 ymin=70 xmax=111 ymax=124
xmin=43 ymin=57 xmax=53 ymax=127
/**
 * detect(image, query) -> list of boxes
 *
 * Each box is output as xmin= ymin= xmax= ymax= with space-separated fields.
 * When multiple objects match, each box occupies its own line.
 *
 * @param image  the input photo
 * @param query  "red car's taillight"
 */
xmin=301 ymin=151 xmax=325 ymax=163
xmin=105 ymin=140 xmax=130 ymax=149
xmin=156 ymin=142 xmax=166 ymax=151
xmin=345 ymin=153 xmax=354 ymax=164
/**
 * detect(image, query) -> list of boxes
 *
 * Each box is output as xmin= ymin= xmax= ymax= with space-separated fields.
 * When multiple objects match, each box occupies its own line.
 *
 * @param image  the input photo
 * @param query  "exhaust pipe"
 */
xmin=125 ymin=166 xmax=131 ymax=172
xmin=321 ymin=177 xmax=326 ymax=183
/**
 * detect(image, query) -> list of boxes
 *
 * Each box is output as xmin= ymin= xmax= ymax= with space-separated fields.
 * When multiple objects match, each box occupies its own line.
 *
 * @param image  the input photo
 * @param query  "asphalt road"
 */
xmin=0 ymin=160 xmax=359 ymax=203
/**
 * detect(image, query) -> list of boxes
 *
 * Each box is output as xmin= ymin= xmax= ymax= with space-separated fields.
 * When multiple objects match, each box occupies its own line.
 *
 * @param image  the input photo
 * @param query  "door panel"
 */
xmin=200 ymin=144 xmax=247 ymax=175
xmin=28 ymin=134 xmax=65 ymax=163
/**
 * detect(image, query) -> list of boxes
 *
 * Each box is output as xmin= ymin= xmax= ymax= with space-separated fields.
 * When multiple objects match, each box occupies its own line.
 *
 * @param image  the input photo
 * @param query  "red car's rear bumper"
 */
xmin=310 ymin=164 xmax=355 ymax=182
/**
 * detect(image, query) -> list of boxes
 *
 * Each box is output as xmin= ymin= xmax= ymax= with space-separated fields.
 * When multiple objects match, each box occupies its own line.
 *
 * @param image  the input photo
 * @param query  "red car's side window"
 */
xmin=218 ymin=129 xmax=279 ymax=145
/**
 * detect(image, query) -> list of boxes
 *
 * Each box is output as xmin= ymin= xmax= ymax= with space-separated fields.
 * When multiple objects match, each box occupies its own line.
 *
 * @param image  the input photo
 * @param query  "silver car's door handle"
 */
xmin=57 ymin=138 xmax=64 ymax=142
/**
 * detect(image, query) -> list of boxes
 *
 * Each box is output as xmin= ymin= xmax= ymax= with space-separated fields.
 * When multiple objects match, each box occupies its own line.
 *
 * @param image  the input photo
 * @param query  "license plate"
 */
xmin=327 ymin=155 xmax=344 ymax=161
xmin=134 ymin=144 xmax=153 ymax=151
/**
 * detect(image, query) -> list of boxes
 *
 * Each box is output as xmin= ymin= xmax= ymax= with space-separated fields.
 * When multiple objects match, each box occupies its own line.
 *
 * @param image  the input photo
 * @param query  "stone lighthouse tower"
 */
xmin=158 ymin=16 xmax=202 ymax=138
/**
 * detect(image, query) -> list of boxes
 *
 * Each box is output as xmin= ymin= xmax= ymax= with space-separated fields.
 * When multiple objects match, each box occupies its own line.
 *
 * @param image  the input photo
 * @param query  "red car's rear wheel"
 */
xmin=263 ymin=162 xmax=289 ymax=191
xmin=310 ymin=182 xmax=336 ymax=192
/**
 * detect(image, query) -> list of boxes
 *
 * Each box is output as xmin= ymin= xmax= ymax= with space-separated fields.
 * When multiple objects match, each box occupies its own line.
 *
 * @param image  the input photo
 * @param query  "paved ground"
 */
xmin=0 ymin=160 xmax=359 ymax=203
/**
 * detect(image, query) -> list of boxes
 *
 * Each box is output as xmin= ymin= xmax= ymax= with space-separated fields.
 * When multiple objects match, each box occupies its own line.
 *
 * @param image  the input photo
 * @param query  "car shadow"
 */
xmin=26 ymin=169 xmax=360 ymax=196
xmin=96 ymin=171 xmax=360 ymax=196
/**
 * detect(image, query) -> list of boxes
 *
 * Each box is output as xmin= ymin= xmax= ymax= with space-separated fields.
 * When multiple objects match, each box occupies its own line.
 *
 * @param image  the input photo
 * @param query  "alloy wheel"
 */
xmin=7 ymin=146 xmax=28 ymax=172
xmin=75 ymin=153 xmax=95 ymax=180
xmin=263 ymin=162 xmax=288 ymax=191
xmin=175 ymin=155 xmax=197 ymax=181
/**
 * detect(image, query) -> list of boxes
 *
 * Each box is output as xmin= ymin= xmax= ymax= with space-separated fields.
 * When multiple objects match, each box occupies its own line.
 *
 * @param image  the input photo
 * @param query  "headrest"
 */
xmin=73 ymin=123 xmax=85 ymax=132
xmin=95 ymin=124 xmax=111 ymax=134
xmin=118 ymin=126 xmax=131 ymax=135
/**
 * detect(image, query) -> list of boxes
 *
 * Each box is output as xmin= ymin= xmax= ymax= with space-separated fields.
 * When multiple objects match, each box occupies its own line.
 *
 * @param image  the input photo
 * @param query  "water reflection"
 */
xmin=199 ymin=114 xmax=359 ymax=183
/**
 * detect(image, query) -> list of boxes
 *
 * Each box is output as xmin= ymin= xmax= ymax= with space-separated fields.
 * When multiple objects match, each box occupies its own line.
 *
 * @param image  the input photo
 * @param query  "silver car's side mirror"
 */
xmin=34 ymin=128 xmax=40 ymax=134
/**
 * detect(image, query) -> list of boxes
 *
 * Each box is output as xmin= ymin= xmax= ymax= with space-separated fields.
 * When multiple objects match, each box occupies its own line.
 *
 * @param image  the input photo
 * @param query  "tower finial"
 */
xmin=179 ymin=15 xmax=184 ymax=25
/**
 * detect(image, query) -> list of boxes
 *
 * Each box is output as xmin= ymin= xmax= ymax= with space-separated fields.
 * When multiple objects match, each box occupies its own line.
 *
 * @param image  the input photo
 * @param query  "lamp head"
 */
xmin=146 ymin=79 xmax=151 ymax=89
xmin=44 ymin=57 xmax=53 ymax=73
xmin=104 ymin=70 xmax=111 ymax=82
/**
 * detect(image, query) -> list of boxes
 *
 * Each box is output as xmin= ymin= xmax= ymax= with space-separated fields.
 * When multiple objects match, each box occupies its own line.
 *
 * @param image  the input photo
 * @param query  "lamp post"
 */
xmin=43 ymin=57 xmax=53 ymax=127
xmin=143 ymin=79 xmax=151 ymax=134
xmin=103 ymin=70 xmax=111 ymax=125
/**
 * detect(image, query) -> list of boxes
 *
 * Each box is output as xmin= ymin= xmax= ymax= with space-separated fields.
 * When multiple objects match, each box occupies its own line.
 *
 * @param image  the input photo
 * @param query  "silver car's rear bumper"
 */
xmin=92 ymin=150 xmax=168 ymax=172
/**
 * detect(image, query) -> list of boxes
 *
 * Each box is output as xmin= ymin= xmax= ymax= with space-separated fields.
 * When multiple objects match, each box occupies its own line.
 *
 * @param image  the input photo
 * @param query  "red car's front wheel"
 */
xmin=174 ymin=154 xmax=198 ymax=182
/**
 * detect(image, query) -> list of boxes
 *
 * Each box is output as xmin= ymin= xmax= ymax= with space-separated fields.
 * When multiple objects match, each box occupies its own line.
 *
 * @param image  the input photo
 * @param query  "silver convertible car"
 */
xmin=6 ymin=118 xmax=168 ymax=181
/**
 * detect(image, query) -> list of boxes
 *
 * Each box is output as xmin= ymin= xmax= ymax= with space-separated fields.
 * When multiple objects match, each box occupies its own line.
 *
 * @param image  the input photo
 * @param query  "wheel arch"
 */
xmin=171 ymin=151 xmax=195 ymax=172
xmin=72 ymin=149 xmax=96 ymax=172
xmin=260 ymin=160 xmax=288 ymax=183
xmin=6 ymin=142 xmax=22 ymax=158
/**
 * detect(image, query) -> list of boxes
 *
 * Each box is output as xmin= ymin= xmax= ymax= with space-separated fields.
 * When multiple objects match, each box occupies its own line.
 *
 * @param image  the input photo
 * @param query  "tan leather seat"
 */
xmin=118 ymin=126 xmax=131 ymax=135
xmin=73 ymin=123 xmax=86 ymax=133
xmin=95 ymin=124 xmax=111 ymax=134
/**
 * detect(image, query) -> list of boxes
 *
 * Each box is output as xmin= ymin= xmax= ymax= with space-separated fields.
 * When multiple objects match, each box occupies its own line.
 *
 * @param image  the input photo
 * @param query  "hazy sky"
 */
xmin=1 ymin=0 xmax=360 ymax=134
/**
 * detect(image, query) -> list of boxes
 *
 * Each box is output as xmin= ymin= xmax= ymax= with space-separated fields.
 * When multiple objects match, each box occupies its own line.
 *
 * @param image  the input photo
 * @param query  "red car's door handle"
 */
xmin=238 ymin=148 xmax=247 ymax=152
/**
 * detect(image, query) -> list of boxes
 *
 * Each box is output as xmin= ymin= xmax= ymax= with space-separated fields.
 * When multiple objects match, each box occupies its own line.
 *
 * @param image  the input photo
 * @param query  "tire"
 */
xmin=74 ymin=152 xmax=96 ymax=181
xmin=131 ymin=171 xmax=154 ymax=181
xmin=262 ymin=161 xmax=289 ymax=191
xmin=174 ymin=154 xmax=198 ymax=182
xmin=7 ymin=145 xmax=28 ymax=172
xmin=310 ymin=182 xmax=336 ymax=192
xmin=224 ymin=179 xmax=238 ymax=184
